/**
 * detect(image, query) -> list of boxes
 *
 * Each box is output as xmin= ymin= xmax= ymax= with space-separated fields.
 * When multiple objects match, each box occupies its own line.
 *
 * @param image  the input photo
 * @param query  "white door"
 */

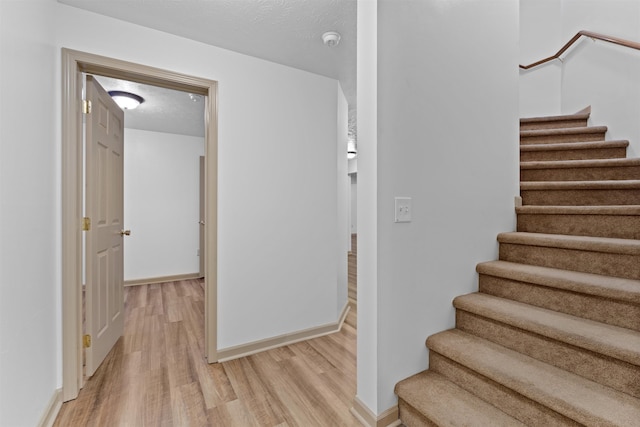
xmin=84 ymin=75 xmax=125 ymax=376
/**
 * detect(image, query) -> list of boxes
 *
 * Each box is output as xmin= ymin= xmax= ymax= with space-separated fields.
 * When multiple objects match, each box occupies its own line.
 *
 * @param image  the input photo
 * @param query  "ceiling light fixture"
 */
xmin=108 ymin=90 xmax=144 ymax=110
xmin=322 ymin=31 xmax=341 ymax=47
xmin=347 ymin=140 xmax=357 ymax=159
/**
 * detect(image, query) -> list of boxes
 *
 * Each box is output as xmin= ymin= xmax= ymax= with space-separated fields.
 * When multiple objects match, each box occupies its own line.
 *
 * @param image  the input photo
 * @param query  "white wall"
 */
xmin=123 ymin=129 xmax=204 ymax=281
xmin=356 ymin=0 xmax=379 ymax=414
xmin=520 ymin=0 xmax=640 ymax=156
xmin=348 ymin=157 xmax=358 ymax=174
xmin=0 ymin=2 xmax=345 ymax=422
xmin=519 ymin=0 xmax=562 ymax=116
xmin=561 ymin=0 xmax=640 ymax=157
xmin=350 ymin=174 xmax=357 ymax=234
xmin=55 ymin=2 xmax=342 ymax=349
xmin=358 ymin=0 xmax=520 ymax=414
xmin=0 ymin=1 xmax=59 ymax=425
xmin=337 ymin=86 xmax=349 ymax=314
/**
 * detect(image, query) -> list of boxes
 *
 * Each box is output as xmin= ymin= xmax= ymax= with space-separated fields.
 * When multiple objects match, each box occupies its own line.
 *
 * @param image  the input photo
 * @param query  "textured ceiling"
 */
xmin=60 ymin=0 xmax=357 ymax=139
xmin=94 ymin=75 xmax=205 ymax=137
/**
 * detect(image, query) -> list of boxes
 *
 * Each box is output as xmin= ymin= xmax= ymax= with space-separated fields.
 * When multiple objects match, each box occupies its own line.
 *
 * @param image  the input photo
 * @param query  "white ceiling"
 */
xmin=94 ymin=75 xmax=206 ymax=137
xmin=61 ymin=0 xmax=357 ymax=139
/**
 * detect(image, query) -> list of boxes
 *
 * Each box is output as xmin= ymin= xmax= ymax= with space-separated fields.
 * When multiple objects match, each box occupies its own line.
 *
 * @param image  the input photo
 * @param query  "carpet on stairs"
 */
xmin=394 ymin=109 xmax=640 ymax=427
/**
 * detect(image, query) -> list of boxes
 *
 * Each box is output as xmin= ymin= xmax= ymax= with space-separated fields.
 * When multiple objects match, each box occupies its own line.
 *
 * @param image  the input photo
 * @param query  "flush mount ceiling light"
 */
xmin=322 ymin=31 xmax=341 ymax=47
xmin=347 ymin=139 xmax=357 ymax=159
xmin=108 ymin=90 xmax=144 ymax=110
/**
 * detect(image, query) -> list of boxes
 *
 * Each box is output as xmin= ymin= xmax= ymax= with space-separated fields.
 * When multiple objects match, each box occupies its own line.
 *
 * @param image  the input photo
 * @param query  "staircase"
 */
xmin=394 ymin=108 xmax=640 ymax=426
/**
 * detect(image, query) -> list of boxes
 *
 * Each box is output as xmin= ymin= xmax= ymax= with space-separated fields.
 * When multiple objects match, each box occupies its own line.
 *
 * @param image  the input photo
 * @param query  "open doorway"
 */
xmin=61 ymin=48 xmax=218 ymax=402
xmin=80 ymin=73 xmax=207 ymax=378
xmin=92 ymin=74 xmax=206 ymax=287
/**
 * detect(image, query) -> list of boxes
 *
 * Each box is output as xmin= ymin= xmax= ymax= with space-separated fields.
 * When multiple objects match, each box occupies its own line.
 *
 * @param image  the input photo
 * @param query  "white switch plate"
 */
xmin=394 ymin=197 xmax=412 ymax=223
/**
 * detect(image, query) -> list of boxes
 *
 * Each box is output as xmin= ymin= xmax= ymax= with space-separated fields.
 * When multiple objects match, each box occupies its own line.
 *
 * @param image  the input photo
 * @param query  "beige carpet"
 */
xmin=395 ymin=108 xmax=640 ymax=426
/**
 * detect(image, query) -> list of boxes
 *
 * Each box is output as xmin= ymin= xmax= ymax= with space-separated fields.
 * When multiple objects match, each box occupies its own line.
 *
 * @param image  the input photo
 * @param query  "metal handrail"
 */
xmin=520 ymin=30 xmax=640 ymax=70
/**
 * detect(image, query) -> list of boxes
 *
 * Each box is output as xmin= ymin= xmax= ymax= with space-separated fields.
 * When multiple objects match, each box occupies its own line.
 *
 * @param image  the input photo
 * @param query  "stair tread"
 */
xmin=477 ymin=260 xmax=640 ymax=304
xmin=520 ymin=140 xmax=628 ymax=152
xmin=520 ymin=126 xmax=607 ymax=138
xmin=454 ymin=292 xmax=640 ymax=366
xmin=428 ymin=330 xmax=640 ymax=426
xmin=396 ymin=371 xmax=526 ymax=427
xmin=497 ymin=231 xmax=640 ymax=255
xmin=521 ymin=157 xmax=640 ymax=169
xmin=520 ymin=111 xmax=590 ymax=124
xmin=516 ymin=205 xmax=640 ymax=215
xmin=521 ymin=179 xmax=640 ymax=189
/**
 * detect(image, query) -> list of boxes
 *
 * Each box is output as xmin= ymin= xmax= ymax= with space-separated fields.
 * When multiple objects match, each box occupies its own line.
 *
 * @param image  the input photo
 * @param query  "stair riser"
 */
xmin=520 ymin=119 xmax=588 ymax=131
xmin=521 ymin=147 xmax=626 ymax=162
xmin=428 ymin=352 xmax=580 ymax=426
xmin=521 ymin=188 xmax=640 ymax=206
xmin=498 ymin=243 xmax=640 ymax=280
xmin=521 ymin=165 xmax=640 ymax=181
xmin=456 ymin=311 xmax=640 ymax=399
xmin=521 ymin=133 xmax=605 ymax=145
xmin=398 ymin=400 xmax=438 ymax=427
xmin=517 ymin=213 xmax=640 ymax=239
xmin=478 ymin=274 xmax=640 ymax=332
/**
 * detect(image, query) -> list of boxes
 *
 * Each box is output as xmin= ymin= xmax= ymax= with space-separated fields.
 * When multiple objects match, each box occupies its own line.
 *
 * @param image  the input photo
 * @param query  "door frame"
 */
xmin=61 ymin=48 xmax=218 ymax=402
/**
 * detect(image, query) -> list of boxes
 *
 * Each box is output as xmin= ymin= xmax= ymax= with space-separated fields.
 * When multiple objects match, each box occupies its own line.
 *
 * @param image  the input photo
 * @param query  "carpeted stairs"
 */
xmin=394 ymin=108 xmax=640 ymax=426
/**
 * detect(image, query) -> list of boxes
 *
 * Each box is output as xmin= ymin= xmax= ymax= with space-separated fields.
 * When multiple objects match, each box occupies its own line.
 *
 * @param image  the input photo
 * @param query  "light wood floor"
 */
xmin=54 ymin=278 xmax=359 ymax=426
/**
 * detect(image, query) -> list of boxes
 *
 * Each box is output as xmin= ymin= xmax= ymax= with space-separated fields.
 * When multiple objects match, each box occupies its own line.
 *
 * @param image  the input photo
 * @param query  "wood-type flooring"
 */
xmin=54 ymin=279 xmax=358 ymax=426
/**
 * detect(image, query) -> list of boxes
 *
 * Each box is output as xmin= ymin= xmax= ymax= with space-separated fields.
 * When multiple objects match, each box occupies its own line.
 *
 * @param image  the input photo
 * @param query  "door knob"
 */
xmin=120 ymin=229 xmax=131 ymax=236
xmin=199 ymin=220 xmax=205 ymax=225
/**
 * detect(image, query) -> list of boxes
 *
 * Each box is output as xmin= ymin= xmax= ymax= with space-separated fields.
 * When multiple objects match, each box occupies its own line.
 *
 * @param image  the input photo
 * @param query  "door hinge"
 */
xmin=83 ymin=334 xmax=92 ymax=348
xmin=82 ymin=99 xmax=92 ymax=114
xmin=82 ymin=217 xmax=91 ymax=231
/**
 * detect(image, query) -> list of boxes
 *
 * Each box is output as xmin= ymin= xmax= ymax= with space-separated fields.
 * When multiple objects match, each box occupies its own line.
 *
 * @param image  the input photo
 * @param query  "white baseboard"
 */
xmin=124 ymin=272 xmax=202 ymax=287
xmin=351 ymin=396 xmax=400 ymax=427
xmin=217 ymin=302 xmax=350 ymax=362
xmin=38 ymin=388 xmax=62 ymax=427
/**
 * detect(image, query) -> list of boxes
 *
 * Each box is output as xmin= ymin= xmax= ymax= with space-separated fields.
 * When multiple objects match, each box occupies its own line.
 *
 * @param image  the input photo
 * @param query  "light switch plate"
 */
xmin=394 ymin=197 xmax=412 ymax=223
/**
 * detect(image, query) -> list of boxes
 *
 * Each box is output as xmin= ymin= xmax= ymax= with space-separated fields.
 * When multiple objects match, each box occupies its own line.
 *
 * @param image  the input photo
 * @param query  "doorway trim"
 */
xmin=61 ymin=48 xmax=218 ymax=401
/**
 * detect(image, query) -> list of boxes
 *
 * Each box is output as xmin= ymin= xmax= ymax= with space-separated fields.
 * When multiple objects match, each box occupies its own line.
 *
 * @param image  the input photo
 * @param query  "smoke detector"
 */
xmin=322 ymin=31 xmax=341 ymax=47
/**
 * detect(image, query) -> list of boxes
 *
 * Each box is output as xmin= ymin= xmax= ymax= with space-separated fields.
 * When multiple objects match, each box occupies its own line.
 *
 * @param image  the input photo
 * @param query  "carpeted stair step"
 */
xmin=395 ymin=109 xmax=640 ymax=426
xmin=521 ymin=180 xmax=640 ymax=206
xmin=427 ymin=329 xmax=640 ymax=426
xmin=520 ymin=111 xmax=589 ymax=131
xmin=520 ymin=140 xmax=628 ymax=162
xmin=477 ymin=260 xmax=640 ymax=331
xmin=516 ymin=205 xmax=640 ymax=239
xmin=497 ymin=232 xmax=640 ymax=280
xmin=453 ymin=293 xmax=640 ymax=398
xmin=521 ymin=157 xmax=640 ymax=182
xmin=395 ymin=370 xmax=526 ymax=427
xmin=520 ymin=126 xmax=607 ymax=145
